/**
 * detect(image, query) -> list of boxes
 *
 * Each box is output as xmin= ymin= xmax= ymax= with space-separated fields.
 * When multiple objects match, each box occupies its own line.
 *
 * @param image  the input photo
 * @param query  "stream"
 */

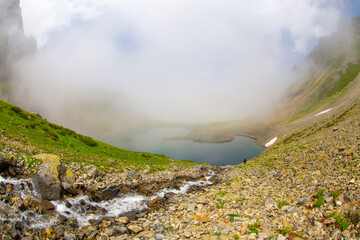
xmin=0 ymin=170 xmax=214 ymax=229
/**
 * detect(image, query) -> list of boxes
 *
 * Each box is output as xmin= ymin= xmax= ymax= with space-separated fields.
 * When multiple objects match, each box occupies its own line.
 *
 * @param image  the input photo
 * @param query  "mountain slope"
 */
xmin=0 ymin=99 xmax=198 ymax=172
xmin=278 ymin=17 xmax=360 ymax=124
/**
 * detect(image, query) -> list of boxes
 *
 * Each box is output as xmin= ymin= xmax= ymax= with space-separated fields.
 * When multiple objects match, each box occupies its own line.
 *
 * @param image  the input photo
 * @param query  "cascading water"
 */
xmin=0 ymin=170 xmax=214 ymax=229
xmin=51 ymin=170 xmax=214 ymax=227
xmin=0 ymin=175 xmax=56 ymax=229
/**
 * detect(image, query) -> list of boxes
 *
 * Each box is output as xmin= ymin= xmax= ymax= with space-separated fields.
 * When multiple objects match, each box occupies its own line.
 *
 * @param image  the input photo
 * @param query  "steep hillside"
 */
xmin=279 ymin=17 xmax=360 ymax=124
xmin=0 ymin=99 xmax=199 ymax=172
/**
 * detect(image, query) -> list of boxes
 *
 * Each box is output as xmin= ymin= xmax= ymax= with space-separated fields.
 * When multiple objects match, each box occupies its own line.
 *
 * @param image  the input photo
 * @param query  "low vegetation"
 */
xmin=0 ymin=99 xmax=199 ymax=171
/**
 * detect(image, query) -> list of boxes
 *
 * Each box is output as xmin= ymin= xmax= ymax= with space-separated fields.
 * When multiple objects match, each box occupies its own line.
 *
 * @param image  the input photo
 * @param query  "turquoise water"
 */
xmin=105 ymin=128 xmax=264 ymax=166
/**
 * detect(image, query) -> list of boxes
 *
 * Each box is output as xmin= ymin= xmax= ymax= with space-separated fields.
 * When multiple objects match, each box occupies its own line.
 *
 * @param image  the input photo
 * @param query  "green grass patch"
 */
xmin=217 ymin=191 xmax=228 ymax=197
xmin=0 ymin=99 xmax=199 ymax=171
xmin=288 ymin=56 xmax=359 ymax=123
xmin=248 ymin=221 xmax=261 ymax=234
xmin=228 ymin=214 xmax=241 ymax=221
xmin=313 ymin=189 xmax=325 ymax=208
xmin=277 ymin=227 xmax=292 ymax=235
xmin=278 ymin=200 xmax=288 ymax=209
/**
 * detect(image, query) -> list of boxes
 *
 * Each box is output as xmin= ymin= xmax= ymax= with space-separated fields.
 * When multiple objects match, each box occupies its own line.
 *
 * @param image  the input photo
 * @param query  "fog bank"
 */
xmin=10 ymin=0 xmax=350 ymax=136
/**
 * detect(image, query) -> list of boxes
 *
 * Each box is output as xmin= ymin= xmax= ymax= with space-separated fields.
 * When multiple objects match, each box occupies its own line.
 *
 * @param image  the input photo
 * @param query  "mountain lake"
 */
xmin=104 ymin=128 xmax=265 ymax=166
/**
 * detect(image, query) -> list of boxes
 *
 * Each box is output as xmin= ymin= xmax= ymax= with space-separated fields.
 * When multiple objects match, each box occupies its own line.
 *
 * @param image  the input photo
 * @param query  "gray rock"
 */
xmin=257 ymin=233 xmax=268 ymax=240
xmin=154 ymin=234 xmax=166 ymax=240
xmin=0 ymin=201 xmax=14 ymax=215
xmin=183 ymin=231 xmax=192 ymax=238
xmin=126 ymin=168 xmax=140 ymax=180
xmin=331 ymin=229 xmax=341 ymax=239
xmin=325 ymin=196 xmax=333 ymax=203
xmin=248 ymin=233 xmax=257 ymax=239
xmin=277 ymin=235 xmax=286 ymax=240
xmin=104 ymin=224 xmax=128 ymax=236
xmin=86 ymin=167 xmax=102 ymax=179
xmin=33 ymin=154 xmax=75 ymax=200
xmin=287 ymin=206 xmax=298 ymax=214
xmin=267 ymin=170 xmax=278 ymax=177
xmin=297 ymin=198 xmax=307 ymax=205
xmin=63 ymin=232 xmax=76 ymax=240
xmin=265 ymin=198 xmax=277 ymax=209
xmin=0 ymin=152 xmax=16 ymax=171
xmin=187 ymin=203 xmax=196 ymax=211
xmin=33 ymin=154 xmax=62 ymax=200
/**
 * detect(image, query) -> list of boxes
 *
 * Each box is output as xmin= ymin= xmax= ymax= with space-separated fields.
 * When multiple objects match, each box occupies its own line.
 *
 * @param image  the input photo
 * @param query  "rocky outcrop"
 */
xmin=33 ymin=154 xmax=74 ymax=200
xmin=0 ymin=151 xmax=23 ymax=177
xmin=0 ymin=152 xmax=16 ymax=171
xmin=0 ymin=0 xmax=36 ymax=98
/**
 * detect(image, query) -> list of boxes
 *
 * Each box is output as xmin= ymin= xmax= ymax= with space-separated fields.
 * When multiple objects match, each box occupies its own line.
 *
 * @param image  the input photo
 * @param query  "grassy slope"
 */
xmin=287 ymin=56 xmax=360 ymax=123
xmin=0 ymin=99 xmax=198 ymax=172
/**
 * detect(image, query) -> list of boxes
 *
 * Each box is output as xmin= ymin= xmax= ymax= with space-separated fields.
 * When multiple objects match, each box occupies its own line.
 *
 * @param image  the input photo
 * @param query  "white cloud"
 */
xmin=16 ymin=0 xmax=342 ymax=124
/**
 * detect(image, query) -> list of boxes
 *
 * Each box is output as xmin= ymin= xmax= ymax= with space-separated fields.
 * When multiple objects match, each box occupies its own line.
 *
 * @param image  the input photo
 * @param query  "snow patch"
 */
xmin=265 ymin=137 xmax=278 ymax=147
xmin=315 ymin=108 xmax=332 ymax=116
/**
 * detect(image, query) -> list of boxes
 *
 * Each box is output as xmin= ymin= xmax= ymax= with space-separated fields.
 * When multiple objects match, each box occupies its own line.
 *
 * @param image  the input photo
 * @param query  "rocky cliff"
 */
xmin=0 ymin=0 xmax=36 ymax=97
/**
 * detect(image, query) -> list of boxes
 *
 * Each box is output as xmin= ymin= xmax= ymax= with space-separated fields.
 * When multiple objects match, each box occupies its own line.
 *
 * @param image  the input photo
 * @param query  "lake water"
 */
xmin=104 ymin=128 xmax=264 ymax=166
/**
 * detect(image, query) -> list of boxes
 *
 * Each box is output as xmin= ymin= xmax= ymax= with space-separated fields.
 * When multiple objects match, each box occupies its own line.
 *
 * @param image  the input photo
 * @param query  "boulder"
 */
xmin=33 ymin=154 xmax=75 ymax=200
xmin=126 ymin=168 xmax=140 ymax=181
xmin=59 ymin=165 xmax=75 ymax=191
xmin=0 ymin=152 xmax=16 ymax=171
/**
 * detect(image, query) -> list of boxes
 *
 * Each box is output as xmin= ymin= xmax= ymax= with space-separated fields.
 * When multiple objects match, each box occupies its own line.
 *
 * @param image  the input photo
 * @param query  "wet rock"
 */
xmin=0 ymin=201 xmax=14 ymax=215
xmin=32 ymin=199 xmax=55 ymax=211
xmin=33 ymin=154 xmax=74 ymax=200
xmin=59 ymin=165 xmax=75 ymax=192
xmin=104 ymin=224 xmax=128 ymax=236
xmin=0 ymin=152 xmax=17 ymax=172
xmin=128 ymin=224 xmax=143 ymax=234
xmin=11 ymin=221 xmax=22 ymax=239
xmin=63 ymin=231 xmax=76 ymax=240
xmin=96 ymin=185 xmax=120 ymax=201
xmin=89 ymin=219 xmax=102 ymax=225
xmin=115 ymin=216 xmax=130 ymax=224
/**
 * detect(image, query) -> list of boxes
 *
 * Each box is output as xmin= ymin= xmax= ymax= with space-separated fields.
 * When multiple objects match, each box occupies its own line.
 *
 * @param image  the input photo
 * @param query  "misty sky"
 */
xmin=15 ymin=0 xmax=360 ymax=125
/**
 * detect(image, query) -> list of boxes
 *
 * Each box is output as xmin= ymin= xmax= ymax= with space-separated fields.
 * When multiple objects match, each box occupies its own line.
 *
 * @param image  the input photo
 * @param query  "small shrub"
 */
xmin=314 ymin=189 xmax=325 ymax=208
xmin=27 ymin=122 xmax=39 ymax=129
xmin=77 ymin=134 xmax=98 ymax=147
xmin=331 ymin=190 xmax=340 ymax=198
xmin=10 ymin=105 xmax=29 ymax=119
xmin=277 ymin=227 xmax=292 ymax=235
xmin=217 ymin=191 xmax=228 ymax=197
xmin=248 ymin=221 xmax=261 ymax=234
xmin=216 ymin=199 xmax=226 ymax=209
xmin=47 ymin=130 xmax=59 ymax=141
xmin=58 ymin=127 xmax=76 ymax=136
xmin=339 ymin=219 xmax=350 ymax=231
xmin=335 ymin=214 xmax=343 ymax=224
xmin=313 ymin=198 xmax=324 ymax=208
xmin=278 ymin=200 xmax=288 ymax=209
xmin=228 ymin=214 xmax=241 ymax=221
xmin=48 ymin=122 xmax=62 ymax=130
